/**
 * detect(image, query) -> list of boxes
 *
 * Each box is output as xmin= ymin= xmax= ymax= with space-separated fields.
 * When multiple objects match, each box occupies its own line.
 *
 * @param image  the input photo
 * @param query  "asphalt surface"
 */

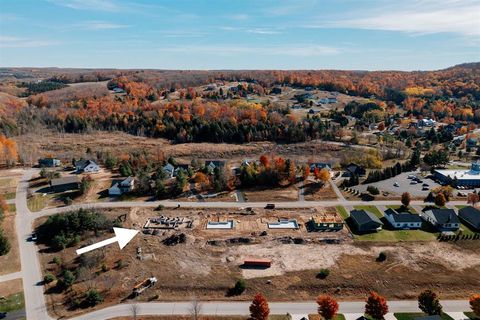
xmin=6 ymin=168 xmax=472 ymax=320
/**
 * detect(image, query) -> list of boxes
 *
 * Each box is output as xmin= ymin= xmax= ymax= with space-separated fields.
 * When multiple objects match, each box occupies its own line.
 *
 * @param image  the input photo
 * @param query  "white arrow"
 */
xmin=76 ymin=227 xmax=139 ymax=255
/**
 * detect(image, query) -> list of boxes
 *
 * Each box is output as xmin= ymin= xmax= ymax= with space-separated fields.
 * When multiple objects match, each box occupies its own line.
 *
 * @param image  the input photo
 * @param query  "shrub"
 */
xmin=230 ymin=279 xmax=246 ymax=295
xmin=0 ymin=229 xmax=11 ymax=256
xmin=367 ymin=186 xmax=380 ymax=195
xmin=53 ymin=256 xmax=62 ymax=265
xmin=101 ymin=263 xmax=109 ymax=272
xmin=44 ymin=273 xmax=56 ymax=284
xmin=58 ymin=270 xmax=75 ymax=290
xmin=317 ymin=268 xmax=330 ymax=279
xmin=84 ymin=288 xmax=103 ymax=307
xmin=63 ymin=197 xmax=73 ymax=206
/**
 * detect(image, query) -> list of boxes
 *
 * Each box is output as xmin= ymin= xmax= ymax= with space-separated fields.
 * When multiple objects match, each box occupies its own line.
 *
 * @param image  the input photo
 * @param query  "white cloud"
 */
xmin=46 ymin=0 xmax=121 ymax=12
xmin=157 ymin=44 xmax=340 ymax=56
xmin=220 ymin=26 xmax=283 ymax=35
xmin=78 ymin=21 xmax=130 ymax=30
xmin=314 ymin=0 xmax=480 ymax=37
xmin=0 ymin=36 xmax=60 ymax=48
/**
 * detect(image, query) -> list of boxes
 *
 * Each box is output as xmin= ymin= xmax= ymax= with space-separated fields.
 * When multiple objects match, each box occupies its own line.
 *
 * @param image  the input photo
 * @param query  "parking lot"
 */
xmin=353 ymin=170 xmax=442 ymax=197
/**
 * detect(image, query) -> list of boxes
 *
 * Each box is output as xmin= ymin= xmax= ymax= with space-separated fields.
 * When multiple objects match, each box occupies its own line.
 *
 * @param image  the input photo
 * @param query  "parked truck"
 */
xmin=132 ymin=277 xmax=157 ymax=296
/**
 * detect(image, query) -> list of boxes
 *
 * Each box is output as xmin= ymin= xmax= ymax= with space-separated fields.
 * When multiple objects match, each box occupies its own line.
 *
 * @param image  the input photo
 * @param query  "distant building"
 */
xmin=309 ymin=163 xmax=332 ymax=171
xmin=271 ymin=87 xmax=282 ymax=94
xmin=417 ymin=118 xmax=436 ymax=128
xmin=75 ymin=160 xmax=100 ymax=173
xmin=434 ymin=162 xmax=480 ymax=187
xmin=109 ymin=176 xmax=135 ymax=196
xmin=384 ymin=208 xmax=422 ymax=230
xmin=38 ymin=158 xmax=61 ymax=168
xmin=458 ymin=206 xmax=480 ymax=231
xmin=349 ymin=209 xmax=383 ymax=233
xmin=205 ymin=160 xmax=225 ymax=172
xmin=162 ymin=163 xmax=175 ymax=179
xmin=344 ymin=163 xmax=366 ymax=177
xmin=50 ymin=176 xmax=79 ymax=193
xmin=112 ymin=87 xmax=125 ymax=93
xmin=420 ymin=208 xmax=460 ymax=231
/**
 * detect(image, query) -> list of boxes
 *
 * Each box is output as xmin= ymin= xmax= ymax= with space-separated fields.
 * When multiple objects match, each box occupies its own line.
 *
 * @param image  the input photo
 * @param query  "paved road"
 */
xmin=0 ymin=271 xmax=22 ymax=283
xmin=10 ymin=169 xmax=472 ymax=320
xmin=70 ymin=300 xmax=471 ymax=320
xmin=14 ymin=169 xmax=53 ymax=320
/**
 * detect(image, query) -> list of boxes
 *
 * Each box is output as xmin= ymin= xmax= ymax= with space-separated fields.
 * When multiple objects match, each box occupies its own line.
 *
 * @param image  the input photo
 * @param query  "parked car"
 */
xmin=265 ymin=204 xmax=275 ymax=209
xmin=30 ymin=233 xmax=37 ymax=242
xmin=410 ymin=181 xmax=418 ymax=185
xmin=407 ymin=174 xmax=415 ymax=179
xmin=393 ymin=182 xmax=399 ymax=187
xmin=422 ymin=186 xmax=429 ymax=191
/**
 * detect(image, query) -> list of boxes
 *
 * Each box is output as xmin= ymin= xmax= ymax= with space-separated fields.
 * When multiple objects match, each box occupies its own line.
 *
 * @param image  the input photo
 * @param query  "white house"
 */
xmin=420 ymin=208 xmax=460 ymax=231
xmin=384 ymin=208 xmax=422 ymax=230
xmin=109 ymin=176 xmax=135 ymax=196
xmin=75 ymin=160 xmax=100 ymax=173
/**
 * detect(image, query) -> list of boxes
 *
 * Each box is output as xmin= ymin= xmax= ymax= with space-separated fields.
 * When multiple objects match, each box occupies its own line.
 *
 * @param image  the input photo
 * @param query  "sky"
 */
xmin=0 ymin=0 xmax=479 ymax=70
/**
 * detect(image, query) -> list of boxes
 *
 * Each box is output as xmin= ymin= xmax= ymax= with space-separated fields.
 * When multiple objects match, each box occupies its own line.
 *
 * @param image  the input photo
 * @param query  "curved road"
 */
xmin=9 ymin=169 xmax=470 ymax=320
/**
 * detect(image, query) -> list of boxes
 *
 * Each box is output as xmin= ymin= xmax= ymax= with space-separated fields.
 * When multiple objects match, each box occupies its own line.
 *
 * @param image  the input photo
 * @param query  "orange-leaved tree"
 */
xmin=317 ymin=294 xmax=339 ymax=320
xmin=249 ymin=293 xmax=270 ymax=320
xmin=365 ymin=291 xmax=389 ymax=320
xmin=470 ymin=294 xmax=480 ymax=317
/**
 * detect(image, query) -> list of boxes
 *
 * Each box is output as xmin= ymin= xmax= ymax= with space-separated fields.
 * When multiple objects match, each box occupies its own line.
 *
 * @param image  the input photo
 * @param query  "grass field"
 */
xmin=0 ymin=178 xmax=13 ymax=187
xmin=8 ymin=203 xmax=16 ymax=213
xmin=2 ymin=192 xmax=16 ymax=200
xmin=0 ymin=292 xmax=24 ymax=313
xmin=394 ymin=313 xmax=454 ymax=320
xmin=353 ymin=205 xmax=383 ymax=218
xmin=336 ymin=206 xmax=349 ymax=219
xmin=27 ymin=194 xmax=50 ymax=212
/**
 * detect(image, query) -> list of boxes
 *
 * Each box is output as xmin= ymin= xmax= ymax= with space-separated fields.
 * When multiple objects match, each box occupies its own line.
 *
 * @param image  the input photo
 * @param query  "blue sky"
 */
xmin=0 ymin=0 xmax=479 ymax=70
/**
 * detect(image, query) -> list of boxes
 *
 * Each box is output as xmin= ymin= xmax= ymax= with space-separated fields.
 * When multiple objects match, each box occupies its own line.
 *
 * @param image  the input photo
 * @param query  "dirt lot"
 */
xmin=0 ymin=170 xmax=21 ymax=275
xmin=303 ymin=181 xmax=337 ymax=201
xmin=13 ymin=130 xmax=352 ymax=168
xmin=34 ymin=206 xmax=480 ymax=318
xmin=0 ymin=278 xmax=22 ymax=297
xmin=243 ymin=186 xmax=299 ymax=202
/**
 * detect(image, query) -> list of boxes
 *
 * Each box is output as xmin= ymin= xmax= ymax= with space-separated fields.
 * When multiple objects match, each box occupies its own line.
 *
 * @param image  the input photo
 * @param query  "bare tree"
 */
xmin=131 ymin=303 xmax=139 ymax=320
xmin=189 ymin=296 xmax=202 ymax=320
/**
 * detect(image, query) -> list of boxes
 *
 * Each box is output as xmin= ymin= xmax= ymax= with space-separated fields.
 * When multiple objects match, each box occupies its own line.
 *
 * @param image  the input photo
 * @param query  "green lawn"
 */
xmin=2 ymin=192 xmax=16 ymax=200
xmin=464 ymin=312 xmax=479 ymax=319
xmin=7 ymin=203 xmax=16 ymax=213
xmin=354 ymin=205 xmax=383 ymax=218
xmin=353 ymin=228 xmax=436 ymax=242
xmin=459 ymin=223 xmax=479 ymax=236
xmin=456 ymin=205 xmax=467 ymax=209
xmin=395 ymin=313 xmax=454 ymax=320
xmin=0 ymin=292 xmax=25 ymax=313
xmin=27 ymin=194 xmax=50 ymax=212
xmin=386 ymin=205 xmax=417 ymax=213
xmin=336 ymin=206 xmax=349 ymax=219
xmin=309 ymin=314 xmax=346 ymax=320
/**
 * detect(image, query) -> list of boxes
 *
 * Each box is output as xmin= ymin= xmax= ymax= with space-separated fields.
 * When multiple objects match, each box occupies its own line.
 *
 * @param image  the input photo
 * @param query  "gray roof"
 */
xmin=350 ymin=209 xmax=383 ymax=226
xmin=75 ymin=159 xmax=97 ymax=169
xmin=50 ymin=176 xmax=79 ymax=186
xmin=458 ymin=206 xmax=480 ymax=229
xmin=426 ymin=208 xmax=460 ymax=225
xmin=385 ymin=208 xmax=423 ymax=223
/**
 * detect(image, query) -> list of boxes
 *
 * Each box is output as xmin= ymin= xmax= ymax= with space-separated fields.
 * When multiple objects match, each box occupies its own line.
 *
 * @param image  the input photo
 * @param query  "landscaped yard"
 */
xmin=0 ymin=292 xmax=24 ymax=313
xmin=386 ymin=205 xmax=417 ymax=213
xmin=309 ymin=314 xmax=346 ymax=320
xmin=394 ymin=313 xmax=453 ymax=320
xmin=27 ymin=194 xmax=50 ymax=212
